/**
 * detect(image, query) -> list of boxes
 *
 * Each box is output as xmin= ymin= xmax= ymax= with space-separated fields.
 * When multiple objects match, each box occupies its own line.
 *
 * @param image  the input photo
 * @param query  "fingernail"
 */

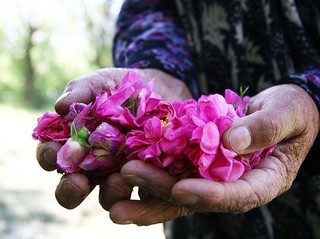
xmin=56 ymin=181 xmax=83 ymax=209
xmin=117 ymin=220 xmax=134 ymax=225
xmin=228 ymin=125 xmax=251 ymax=153
xmin=61 ymin=180 xmax=80 ymax=199
xmin=62 ymin=178 xmax=90 ymax=200
xmin=175 ymin=192 xmax=199 ymax=205
xmin=122 ymin=174 xmax=146 ymax=187
xmin=55 ymin=91 xmax=71 ymax=104
xmin=43 ymin=150 xmax=56 ymax=167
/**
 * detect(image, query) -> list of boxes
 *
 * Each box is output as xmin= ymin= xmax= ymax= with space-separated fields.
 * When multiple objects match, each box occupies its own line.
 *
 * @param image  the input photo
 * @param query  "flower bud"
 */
xmin=57 ymin=138 xmax=89 ymax=173
xmin=79 ymin=122 xmax=125 ymax=171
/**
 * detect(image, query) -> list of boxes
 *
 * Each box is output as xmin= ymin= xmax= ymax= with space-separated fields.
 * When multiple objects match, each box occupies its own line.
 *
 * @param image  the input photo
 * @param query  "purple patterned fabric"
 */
xmin=286 ymin=70 xmax=320 ymax=111
xmin=113 ymin=0 xmax=199 ymax=97
xmin=113 ymin=0 xmax=320 ymax=111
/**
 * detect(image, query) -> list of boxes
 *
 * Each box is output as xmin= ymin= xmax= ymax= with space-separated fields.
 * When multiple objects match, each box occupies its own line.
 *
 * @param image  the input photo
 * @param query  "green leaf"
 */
xmin=240 ymin=86 xmax=249 ymax=98
xmin=71 ymin=121 xmax=90 ymax=147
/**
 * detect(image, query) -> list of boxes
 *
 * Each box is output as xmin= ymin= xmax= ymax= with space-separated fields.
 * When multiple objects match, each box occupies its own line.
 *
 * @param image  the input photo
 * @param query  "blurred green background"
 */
xmin=0 ymin=0 xmax=118 ymax=110
xmin=0 ymin=0 xmax=165 ymax=238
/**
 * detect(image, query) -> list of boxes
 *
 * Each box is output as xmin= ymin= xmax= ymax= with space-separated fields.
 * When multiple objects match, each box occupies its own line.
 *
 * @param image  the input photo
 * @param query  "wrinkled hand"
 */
xmin=36 ymin=67 xmax=193 ymax=209
xmin=101 ymin=84 xmax=319 ymax=225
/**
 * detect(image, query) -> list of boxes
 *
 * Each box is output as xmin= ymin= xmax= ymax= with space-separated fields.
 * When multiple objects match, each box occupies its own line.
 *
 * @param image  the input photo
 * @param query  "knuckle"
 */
xmin=262 ymin=116 xmax=280 ymax=144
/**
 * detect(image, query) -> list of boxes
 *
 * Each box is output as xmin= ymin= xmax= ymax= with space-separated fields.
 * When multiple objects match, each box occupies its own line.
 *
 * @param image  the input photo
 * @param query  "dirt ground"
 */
xmin=0 ymin=104 xmax=165 ymax=239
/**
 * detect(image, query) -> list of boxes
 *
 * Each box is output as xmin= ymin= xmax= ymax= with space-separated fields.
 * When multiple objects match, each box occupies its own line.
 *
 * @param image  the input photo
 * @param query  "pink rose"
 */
xmin=79 ymin=122 xmax=126 ymax=171
xmin=126 ymin=116 xmax=163 ymax=167
xmin=126 ymin=100 xmax=196 ymax=178
xmin=92 ymin=71 xmax=157 ymax=128
xmin=65 ymin=102 xmax=88 ymax=121
xmin=186 ymin=91 xmax=274 ymax=181
xmin=32 ymin=112 xmax=70 ymax=143
xmin=57 ymin=138 xmax=89 ymax=173
xmin=185 ymin=93 xmax=245 ymax=181
xmin=33 ymin=71 xmax=275 ymax=183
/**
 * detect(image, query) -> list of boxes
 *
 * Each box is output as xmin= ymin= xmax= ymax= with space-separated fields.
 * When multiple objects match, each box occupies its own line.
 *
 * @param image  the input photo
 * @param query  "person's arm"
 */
xmin=112 ymin=0 xmax=199 ymax=98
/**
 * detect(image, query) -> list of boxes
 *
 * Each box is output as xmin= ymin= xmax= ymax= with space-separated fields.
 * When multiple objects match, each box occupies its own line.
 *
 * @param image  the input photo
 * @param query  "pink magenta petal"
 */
xmin=197 ymin=153 xmax=215 ymax=178
xmin=209 ymin=147 xmax=244 ymax=181
xmin=224 ymin=89 xmax=242 ymax=106
xmin=137 ymin=143 xmax=161 ymax=160
xmin=79 ymin=152 xmax=114 ymax=171
xmin=110 ymin=108 xmax=137 ymax=127
xmin=160 ymin=136 xmax=188 ymax=154
xmin=162 ymin=155 xmax=175 ymax=167
xmin=57 ymin=139 xmax=89 ymax=173
xmin=200 ymin=122 xmax=220 ymax=154
xmin=191 ymin=125 xmax=204 ymax=141
xmin=198 ymin=94 xmax=229 ymax=121
xmin=214 ymin=116 xmax=234 ymax=134
xmin=209 ymin=159 xmax=244 ymax=181
xmin=144 ymin=117 xmax=162 ymax=139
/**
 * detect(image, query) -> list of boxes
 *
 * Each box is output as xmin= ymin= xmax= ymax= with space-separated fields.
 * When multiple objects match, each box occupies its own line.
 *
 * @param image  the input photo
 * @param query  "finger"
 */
xmin=222 ymin=102 xmax=298 ymax=155
xmin=222 ymin=84 xmax=318 ymax=155
xmin=99 ymin=173 xmax=133 ymax=211
xmin=109 ymin=198 xmax=191 ymax=226
xmin=36 ymin=141 xmax=61 ymax=171
xmin=172 ymin=155 xmax=287 ymax=213
xmin=55 ymin=69 xmax=129 ymax=115
xmin=55 ymin=75 xmax=105 ymax=115
xmin=120 ymin=160 xmax=177 ymax=200
xmin=55 ymin=173 xmax=91 ymax=209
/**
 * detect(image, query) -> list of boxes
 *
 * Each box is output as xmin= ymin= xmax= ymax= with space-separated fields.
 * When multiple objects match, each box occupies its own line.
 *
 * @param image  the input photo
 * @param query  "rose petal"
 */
xmin=200 ymin=122 xmax=220 ymax=154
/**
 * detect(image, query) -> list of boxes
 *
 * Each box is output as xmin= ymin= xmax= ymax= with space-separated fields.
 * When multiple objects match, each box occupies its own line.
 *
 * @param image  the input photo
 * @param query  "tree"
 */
xmin=23 ymin=24 xmax=37 ymax=106
xmin=81 ymin=0 xmax=114 ymax=68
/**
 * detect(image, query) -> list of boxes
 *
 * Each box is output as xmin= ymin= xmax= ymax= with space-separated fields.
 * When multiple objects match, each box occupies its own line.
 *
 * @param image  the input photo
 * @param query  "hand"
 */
xmin=101 ymin=84 xmax=320 ymax=225
xmin=36 ymin=67 xmax=193 ymax=209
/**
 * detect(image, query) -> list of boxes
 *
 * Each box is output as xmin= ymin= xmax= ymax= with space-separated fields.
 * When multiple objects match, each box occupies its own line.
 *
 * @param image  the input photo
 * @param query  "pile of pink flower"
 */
xmin=32 ymin=71 xmax=274 ymax=185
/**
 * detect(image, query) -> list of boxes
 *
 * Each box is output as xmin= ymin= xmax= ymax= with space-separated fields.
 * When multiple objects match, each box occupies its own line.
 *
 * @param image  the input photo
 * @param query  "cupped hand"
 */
xmin=101 ymin=84 xmax=319 ymax=225
xmin=35 ymin=68 xmax=193 ymax=209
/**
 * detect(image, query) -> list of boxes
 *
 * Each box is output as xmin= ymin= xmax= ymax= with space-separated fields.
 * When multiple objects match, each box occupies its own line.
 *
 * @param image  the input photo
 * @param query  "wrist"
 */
xmin=136 ymin=68 xmax=193 ymax=102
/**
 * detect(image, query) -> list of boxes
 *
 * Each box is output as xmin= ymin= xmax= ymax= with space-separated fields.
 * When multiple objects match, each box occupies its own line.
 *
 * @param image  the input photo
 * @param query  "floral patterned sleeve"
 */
xmin=280 ymin=70 xmax=320 ymax=113
xmin=112 ymin=0 xmax=199 ymax=98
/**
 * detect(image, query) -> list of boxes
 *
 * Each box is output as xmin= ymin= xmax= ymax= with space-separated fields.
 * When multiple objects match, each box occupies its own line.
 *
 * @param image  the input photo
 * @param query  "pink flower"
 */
xmin=126 ymin=100 xmax=197 ymax=178
xmin=239 ymin=145 xmax=276 ymax=173
xmin=57 ymin=138 xmax=89 ymax=173
xmin=65 ymin=102 xmax=89 ymax=121
xmin=185 ymin=91 xmax=275 ymax=181
xmin=185 ymin=93 xmax=245 ymax=181
xmin=32 ymin=112 xmax=70 ymax=143
xmin=92 ymin=71 xmax=157 ymax=128
xmin=33 ymin=70 xmax=274 ymax=183
xmin=126 ymin=116 xmax=163 ymax=167
xmin=57 ymin=110 xmax=92 ymax=174
xmin=224 ymin=89 xmax=250 ymax=117
xmin=79 ymin=122 xmax=126 ymax=171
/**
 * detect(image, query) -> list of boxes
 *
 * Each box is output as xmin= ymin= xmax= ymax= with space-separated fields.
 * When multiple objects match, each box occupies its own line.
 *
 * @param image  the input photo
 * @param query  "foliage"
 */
xmin=0 ymin=0 xmax=117 ymax=110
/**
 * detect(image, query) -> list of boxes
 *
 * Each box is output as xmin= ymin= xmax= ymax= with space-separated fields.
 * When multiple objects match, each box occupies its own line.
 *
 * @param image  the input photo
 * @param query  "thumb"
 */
xmin=54 ymin=72 xmax=115 ymax=115
xmin=55 ymin=69 xmax=130 ymax=115
xmin=222 ymin=108 xmax=296 ymax=154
